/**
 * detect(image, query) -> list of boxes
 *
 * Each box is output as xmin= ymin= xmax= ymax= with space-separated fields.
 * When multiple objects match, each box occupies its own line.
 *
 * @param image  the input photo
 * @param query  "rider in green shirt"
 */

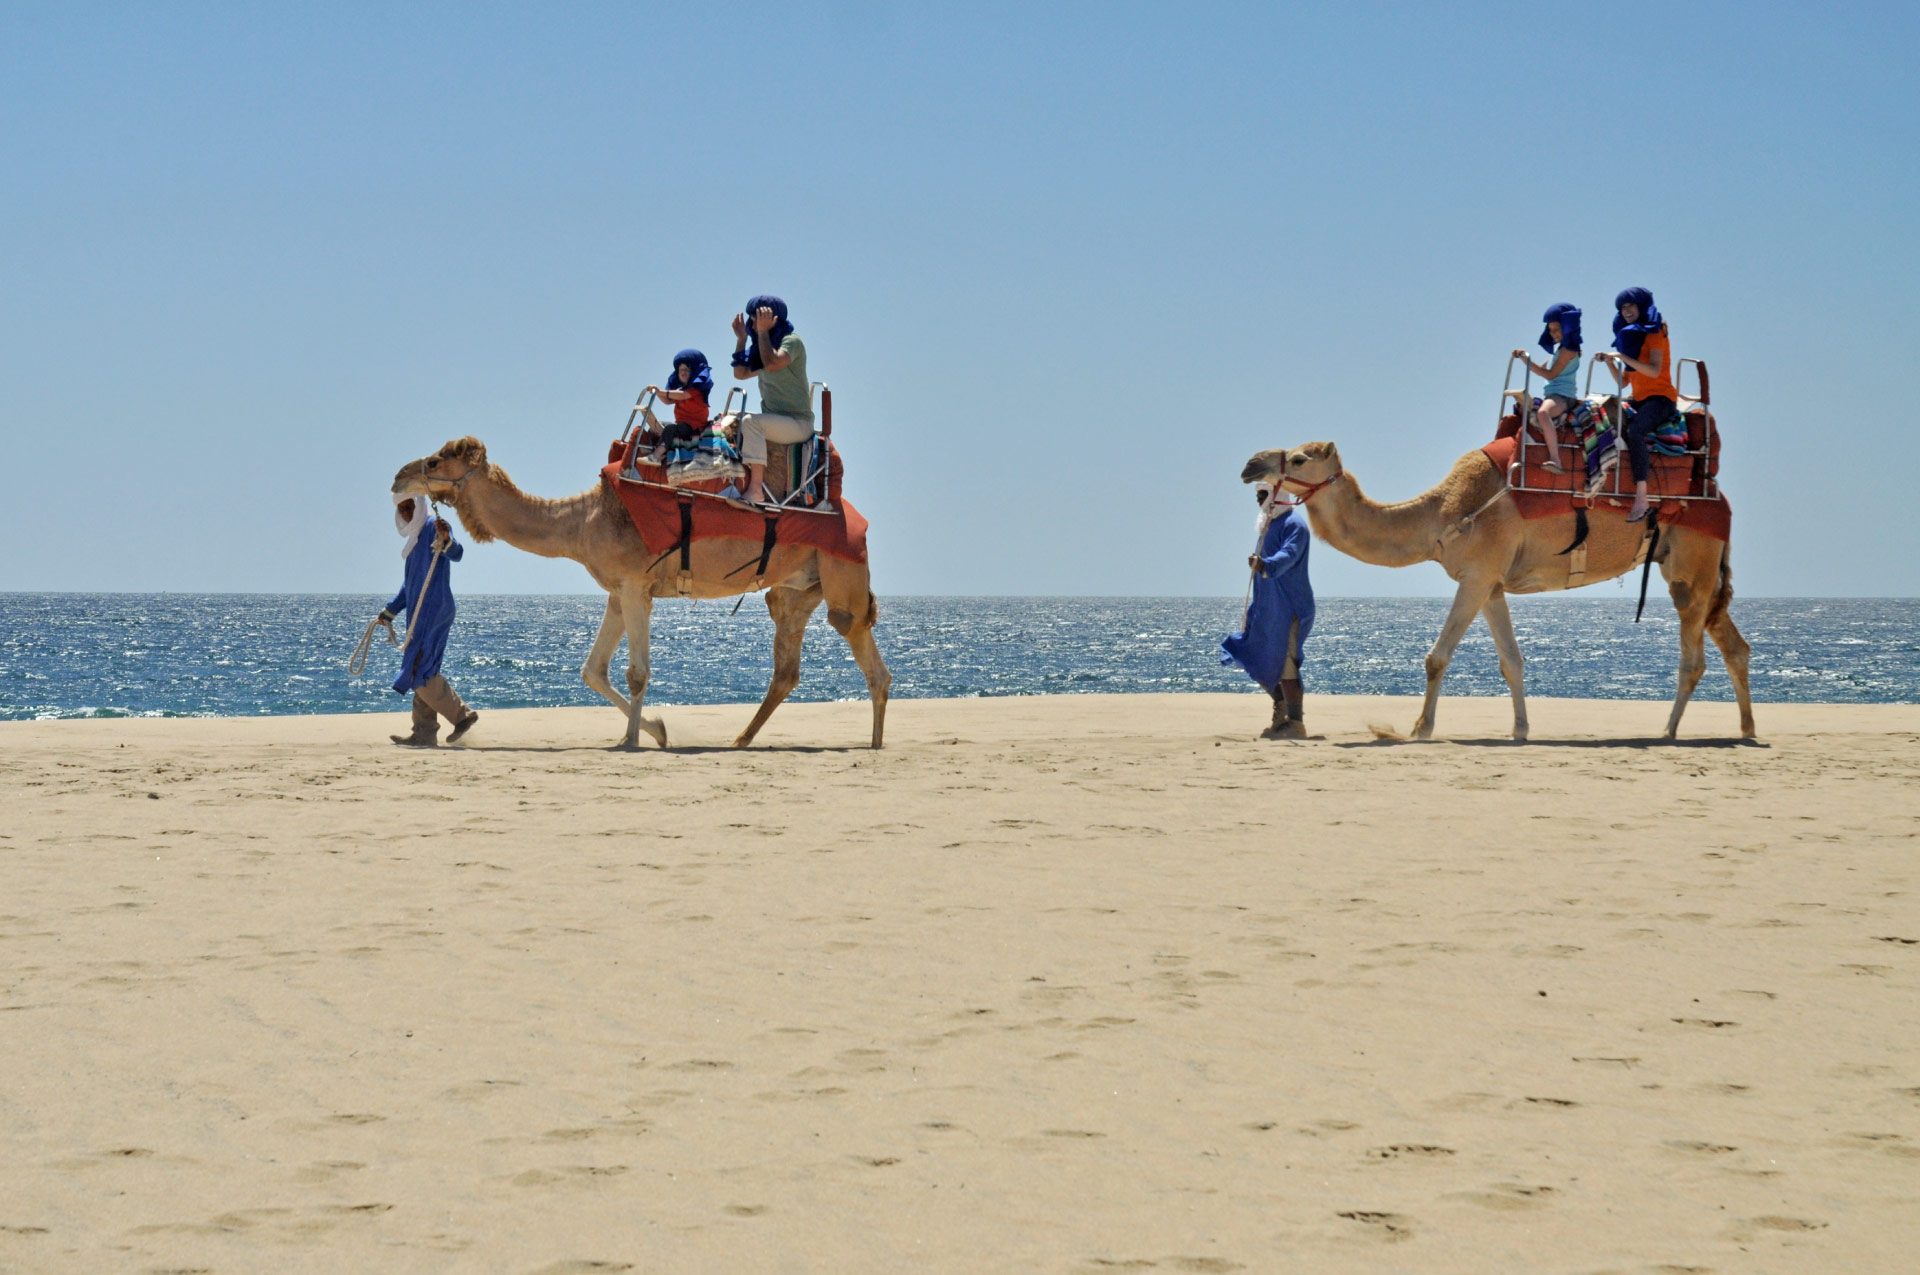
xmin=730 ymin=295 xmax=815 ymax=504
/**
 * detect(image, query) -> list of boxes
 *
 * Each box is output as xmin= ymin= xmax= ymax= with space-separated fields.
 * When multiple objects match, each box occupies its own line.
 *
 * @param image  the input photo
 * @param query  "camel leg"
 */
xmin=579 ymin=594 xmax=632 ymax=717
xmin=821 ymin=556 xmax=890 ymax=749
xmin=734 ymin=584 xmax=822 ymax=749
xmin=1480 ymin=587 xmax=1530 ymax=742
xmin=1413 ymin=576 xmax=1497 ymax=741
xmin=1706 ymin=583 xmax=1756 ymax=739
xmin=615 ymin=585 xmax=668 ymax=749
xmin=1659 ymin=535 xmax=1721 ymax=740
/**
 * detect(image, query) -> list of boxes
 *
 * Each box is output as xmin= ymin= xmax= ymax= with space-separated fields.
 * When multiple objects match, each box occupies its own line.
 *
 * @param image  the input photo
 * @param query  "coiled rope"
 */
xmin=346 ymin=537 xmax=447 ymax=677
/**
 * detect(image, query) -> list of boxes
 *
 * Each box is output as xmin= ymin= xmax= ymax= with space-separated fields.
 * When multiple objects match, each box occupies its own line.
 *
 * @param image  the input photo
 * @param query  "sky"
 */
xmin=2 ymin=1 xmax=1915 ymax=598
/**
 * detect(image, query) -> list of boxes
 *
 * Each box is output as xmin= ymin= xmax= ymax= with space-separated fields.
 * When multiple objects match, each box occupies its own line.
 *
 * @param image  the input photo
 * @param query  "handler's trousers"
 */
xmin=410 ymin=675 xmax=471 ymax=736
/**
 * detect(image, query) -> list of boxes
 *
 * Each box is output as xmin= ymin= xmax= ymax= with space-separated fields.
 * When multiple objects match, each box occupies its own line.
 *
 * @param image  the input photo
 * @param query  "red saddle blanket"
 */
xmin=600 ymin=463 xmax=870 ymax=564
xmin=1480 ymin=432 xmax=1731 ymax=542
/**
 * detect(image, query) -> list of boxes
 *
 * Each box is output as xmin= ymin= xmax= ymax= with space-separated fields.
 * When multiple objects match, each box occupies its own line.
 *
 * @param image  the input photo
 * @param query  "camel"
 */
xmin=391 ymin=437 xmax=889 ymax=750
xmin=1240 ymin=441 xmax=1754 ymax=742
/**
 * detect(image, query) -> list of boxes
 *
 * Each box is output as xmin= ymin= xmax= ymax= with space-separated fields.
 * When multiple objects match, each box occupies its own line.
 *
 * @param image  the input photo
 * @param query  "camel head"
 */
xmin=392 ymin=437 xmax=496 ymax=541
xmin=1241 ymin=441 xmax=1342 ymax=493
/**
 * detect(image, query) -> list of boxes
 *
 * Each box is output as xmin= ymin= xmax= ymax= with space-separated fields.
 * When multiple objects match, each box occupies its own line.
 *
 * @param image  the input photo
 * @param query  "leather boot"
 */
xmin=392 ymin=693 xmax=440 ymax=747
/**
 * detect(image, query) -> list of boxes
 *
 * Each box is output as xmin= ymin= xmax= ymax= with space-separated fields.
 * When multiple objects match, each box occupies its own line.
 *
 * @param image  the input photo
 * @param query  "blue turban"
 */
xmin=1539 ymin=303 xmax=1582 ymax=354
xmin=666 ymin=348 xmax=713 ymax=399
xmin=743 ymin=295 xmax=794 ymax=372
xmin=1612 ymin=287 xmax=1664 ymax=359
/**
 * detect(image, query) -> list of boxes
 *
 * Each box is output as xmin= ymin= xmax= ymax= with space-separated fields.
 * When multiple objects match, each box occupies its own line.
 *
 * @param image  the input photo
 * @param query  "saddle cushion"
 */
xmin=1481 ymin=433 xmax=1730 ymax=542
xmin=599 ymin=462 xmax=869 ymax=564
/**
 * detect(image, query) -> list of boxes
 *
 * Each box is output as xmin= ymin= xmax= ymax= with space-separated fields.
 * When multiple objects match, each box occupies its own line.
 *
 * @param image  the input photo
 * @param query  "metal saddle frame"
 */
xmin=612 ymin=382 xmax=838 ymax=517
xmin=1498 ymin=351 xmax=1719 ymax=504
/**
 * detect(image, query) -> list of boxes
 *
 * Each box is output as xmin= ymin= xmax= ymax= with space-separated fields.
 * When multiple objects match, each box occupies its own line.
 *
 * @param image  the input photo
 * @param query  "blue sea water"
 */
xmin=0 ymin=594 xmax=1913 ymax=720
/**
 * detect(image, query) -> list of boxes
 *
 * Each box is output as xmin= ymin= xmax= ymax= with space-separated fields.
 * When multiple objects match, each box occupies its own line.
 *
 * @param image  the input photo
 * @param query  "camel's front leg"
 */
xmin=615 ymin=586 xmax=668 ymax=749
xmin=1413 ymin=576 xmax=1497 ymax=740
xmin=579 ymin=594 xmax=632 ymax=717
xmin=734 ymin=584 xmax=820 ymax=748
xmin=1480 ymin=587 xmax=1529 ymax=741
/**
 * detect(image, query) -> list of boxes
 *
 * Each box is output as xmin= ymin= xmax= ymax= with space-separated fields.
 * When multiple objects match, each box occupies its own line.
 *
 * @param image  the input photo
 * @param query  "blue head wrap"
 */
xmin=743 ymin=295 xmax=793 ymax=372
xmin=1539 ymin=303 xmax=1582 ymax=355
xmin=666 ymin=348 xmax=713 ymax=400
xmin=1612 ymin=287 xmax=1663 ymax=359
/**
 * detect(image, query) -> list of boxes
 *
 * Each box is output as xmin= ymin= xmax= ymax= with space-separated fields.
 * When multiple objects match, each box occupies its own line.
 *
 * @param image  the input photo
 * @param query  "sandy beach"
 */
xmin=2 ymin=692 xmax=1916 ymax=1273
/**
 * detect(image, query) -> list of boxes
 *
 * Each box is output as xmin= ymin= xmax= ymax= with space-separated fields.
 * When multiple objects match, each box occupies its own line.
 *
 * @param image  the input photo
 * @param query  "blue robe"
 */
xmin=385 ymin=518 xmax=464 ymax=694
xmin=1220 ymin=508 xmax=1315 ymax=691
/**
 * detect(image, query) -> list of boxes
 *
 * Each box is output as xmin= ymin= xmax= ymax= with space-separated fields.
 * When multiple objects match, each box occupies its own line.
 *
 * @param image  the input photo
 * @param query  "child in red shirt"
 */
xmin=648 ymin=348 xmax=713 ymax=462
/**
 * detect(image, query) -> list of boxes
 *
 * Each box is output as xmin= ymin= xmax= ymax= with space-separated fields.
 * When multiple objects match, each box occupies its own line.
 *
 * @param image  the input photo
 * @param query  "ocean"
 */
xmin=0 ymin=594 xmax=1913 ymax=721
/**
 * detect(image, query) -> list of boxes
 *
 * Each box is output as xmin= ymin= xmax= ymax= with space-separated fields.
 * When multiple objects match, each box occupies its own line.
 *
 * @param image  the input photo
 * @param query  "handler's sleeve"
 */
xmin=385 ymin=583 xmax=408 ymax=617
xmin=1259 ymin=519 xmax=1309 ymax=576
xmin=443 ymin=539 xmax=464 ymax=563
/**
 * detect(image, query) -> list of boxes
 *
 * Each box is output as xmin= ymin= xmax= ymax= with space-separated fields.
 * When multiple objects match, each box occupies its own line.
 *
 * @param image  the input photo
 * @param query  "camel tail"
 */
xmin=1706 ymin=542 xmax=1734 ymax=627
xmin=866 ymin=591 xmax=880 ymax=629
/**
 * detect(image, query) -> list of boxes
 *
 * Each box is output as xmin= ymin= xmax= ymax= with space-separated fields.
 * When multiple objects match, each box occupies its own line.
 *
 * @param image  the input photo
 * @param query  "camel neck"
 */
xmin=455 ymin=468 xmax=589 ymax=561
xmin=1302 ymin=473 xmax=1448 ymax=568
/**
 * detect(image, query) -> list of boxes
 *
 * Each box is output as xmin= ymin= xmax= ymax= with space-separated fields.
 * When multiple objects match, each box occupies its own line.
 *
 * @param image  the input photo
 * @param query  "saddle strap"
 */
xmin=750 ymin=515 xmax=779 ymax=591
xmin=676 ymin=497 xmax=694 ymax=596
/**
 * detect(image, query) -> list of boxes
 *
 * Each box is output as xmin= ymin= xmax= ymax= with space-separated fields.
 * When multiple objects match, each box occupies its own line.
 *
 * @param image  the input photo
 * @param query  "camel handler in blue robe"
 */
xmin=375 ymin=493 xmax=480 ymax=747
xmin=1221 ymin=481 xmax=1315 ymax=739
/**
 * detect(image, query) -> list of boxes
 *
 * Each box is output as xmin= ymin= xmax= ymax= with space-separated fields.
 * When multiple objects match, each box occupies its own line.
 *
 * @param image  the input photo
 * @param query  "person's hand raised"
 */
xmin=731 ymin=312 xmax=749 ymax=341
xmin=1512 ymin=348 xmax=1528 ymax=359
xmin=435 ymin=519 xmax=452 ymax=544
xmin=752 ymin=306 xmax=778 ymax=335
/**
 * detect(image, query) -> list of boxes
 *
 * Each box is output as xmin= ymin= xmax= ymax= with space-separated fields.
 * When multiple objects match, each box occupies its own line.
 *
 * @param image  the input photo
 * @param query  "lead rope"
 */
xmin=346 ymin=525 xmax=448 ymax=676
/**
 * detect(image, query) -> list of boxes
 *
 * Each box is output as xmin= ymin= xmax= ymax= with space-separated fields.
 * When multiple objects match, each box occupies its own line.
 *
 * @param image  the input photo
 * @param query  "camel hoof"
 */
xmin=732 ymin=734 xmax=755 ymax=749
xmin=1513 ymin=725 xmax=1530 ymax=742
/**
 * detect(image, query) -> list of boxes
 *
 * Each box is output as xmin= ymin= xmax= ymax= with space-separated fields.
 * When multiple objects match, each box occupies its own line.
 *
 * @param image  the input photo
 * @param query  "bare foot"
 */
xmin=1627 ymin=495 xmax=1652 ymax=523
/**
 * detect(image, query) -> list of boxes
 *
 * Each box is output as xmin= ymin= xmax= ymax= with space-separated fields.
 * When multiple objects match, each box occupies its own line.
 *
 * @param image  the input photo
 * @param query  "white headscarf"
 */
xmin=394 ymin=492 xmax=431 ymax=559
xmin=1254 ymin=481 xmax=1280 ymax=532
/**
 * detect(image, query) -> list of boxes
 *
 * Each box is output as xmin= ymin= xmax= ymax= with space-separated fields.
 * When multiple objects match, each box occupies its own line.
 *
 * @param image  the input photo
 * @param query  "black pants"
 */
xmin=1622 ymin=395 xmax=1676 ymax=484
xmin=659 ymin=422 xmax=700 ymax=450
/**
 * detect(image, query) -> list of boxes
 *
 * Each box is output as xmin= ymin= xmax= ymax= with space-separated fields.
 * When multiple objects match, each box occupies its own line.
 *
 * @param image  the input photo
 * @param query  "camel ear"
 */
xmin=440 ymin=436 xmax=487 ymax=466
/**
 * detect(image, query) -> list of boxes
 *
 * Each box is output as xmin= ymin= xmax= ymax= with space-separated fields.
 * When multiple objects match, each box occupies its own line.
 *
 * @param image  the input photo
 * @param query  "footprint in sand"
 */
xmin=1446 ymin=1183 xmax=1556 ymax=1211
xmin=1336 ymin=1210 xmax=1413 ymax=1241
xmin=1365 ymin=1144 xmax=1454 ymax=1160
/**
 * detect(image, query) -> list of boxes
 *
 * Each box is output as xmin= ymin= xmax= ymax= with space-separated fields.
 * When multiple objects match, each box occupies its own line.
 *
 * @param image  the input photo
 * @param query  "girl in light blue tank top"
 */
xmin=1512 ymin=303 xmax=1582 ymax=472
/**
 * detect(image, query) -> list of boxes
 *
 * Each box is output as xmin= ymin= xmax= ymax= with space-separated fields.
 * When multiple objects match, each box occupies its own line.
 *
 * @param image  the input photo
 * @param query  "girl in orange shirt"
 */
xmin=1603 ymin=287 xmax=1677 ymax=523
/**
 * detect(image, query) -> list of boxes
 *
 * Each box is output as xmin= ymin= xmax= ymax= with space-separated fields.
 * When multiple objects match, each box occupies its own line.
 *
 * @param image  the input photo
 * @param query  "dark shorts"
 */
xmin=659 ymin=422 xmax=702 ymax=450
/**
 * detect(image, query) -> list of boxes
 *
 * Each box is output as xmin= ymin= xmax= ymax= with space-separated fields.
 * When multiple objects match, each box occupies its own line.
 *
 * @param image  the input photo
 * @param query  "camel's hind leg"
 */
xmin=1660 ymin=532 xmax=1727 ymax=740
xmin=821 ymin=555 xmax=891 ymax=749
xmin=1480 ymin=587 xmax=1530 ymax=741
xmin=734 ymin=583 xmax=822 ymax=749
xmin=615 ymin=585 xmax=668 ymax=749
xmin=580 ymin=594 xmax=633 ymax=716
xmin=1705 ymin=558 xmax=1755 ymax=738
xmin=1413 ymin=575 xmax=1498 ymax=741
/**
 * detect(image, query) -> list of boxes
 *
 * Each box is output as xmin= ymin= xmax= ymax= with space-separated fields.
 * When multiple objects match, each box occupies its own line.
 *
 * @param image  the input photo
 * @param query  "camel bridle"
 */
xmin=1274 ymin=464 xmax=1344 ymax=506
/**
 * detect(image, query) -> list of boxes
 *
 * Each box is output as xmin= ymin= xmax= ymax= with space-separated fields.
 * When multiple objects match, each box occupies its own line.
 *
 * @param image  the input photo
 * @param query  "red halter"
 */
xmin=1273 ymin=467 xmax=1344 ymax=506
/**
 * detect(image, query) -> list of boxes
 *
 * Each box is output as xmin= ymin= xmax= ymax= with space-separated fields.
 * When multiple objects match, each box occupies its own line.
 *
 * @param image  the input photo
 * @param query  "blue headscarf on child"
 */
xmin=666 ymin=348 xmax=713 ymax=399
xmin=743 ymin=295 xmax=794 ymax=372
xmin=1539 ymin=303 xmax=1582 ymax=354
xmin=1612 ymin=287 xmax=1664 ymax=359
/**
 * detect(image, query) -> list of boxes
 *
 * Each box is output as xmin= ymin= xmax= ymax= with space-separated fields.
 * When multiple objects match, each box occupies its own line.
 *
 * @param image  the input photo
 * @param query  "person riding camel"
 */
xmin=376 ymin=493 xmax=479 ymax=747
xmin=728 ymin=295 xmax=814 ymax=505
xmin=1221 ymin=482 xmax=1316 ymax=739
xmin=647 ymin=348 xmax=714 ymax=464
xmin=1512 ymin=302 xmax=1582 ymax=473
xmin=1601 ymin=287 xmax=1677 ymax=523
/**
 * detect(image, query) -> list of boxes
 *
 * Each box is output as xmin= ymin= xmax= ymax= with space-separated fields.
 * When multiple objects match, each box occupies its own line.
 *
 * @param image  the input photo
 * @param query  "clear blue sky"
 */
xmin=3 ymin=2 xmax=1915 ymax=597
